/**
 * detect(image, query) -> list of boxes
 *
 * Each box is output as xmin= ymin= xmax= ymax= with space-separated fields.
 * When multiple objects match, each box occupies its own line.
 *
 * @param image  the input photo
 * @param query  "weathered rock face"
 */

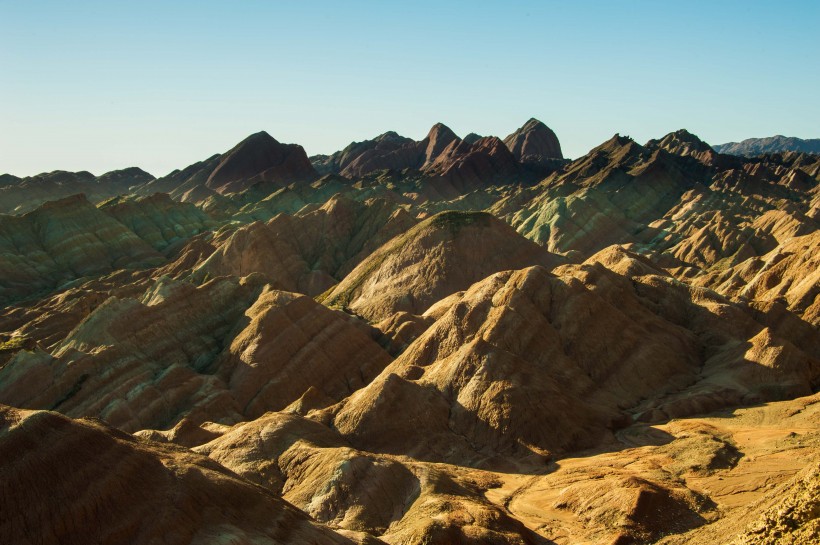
xmin=503 ymin=118 xmax=564 ymax=164
xmin=195 ymin=411 xmax=552 ymax=545
xmin=220 ymin=287 xmax=393 ymax=421
xmin=695 ymin=231 xmax=820 ymax=325
xmin=323 ymin=211 xmax=563 ymax=322
xmin=332 ymin=266 xmax=691 ymax=464
xmin=0 ymin=404 xmax=353 ymax=545
xmin=647 ymin=128 xmax=723 ymax=166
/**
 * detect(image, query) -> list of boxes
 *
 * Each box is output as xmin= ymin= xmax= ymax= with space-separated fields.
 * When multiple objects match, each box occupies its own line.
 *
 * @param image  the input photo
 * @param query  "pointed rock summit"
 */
xmin=423 ymin=123 xmax=459 ymax=167
xmin=503 ymin=118 xmax=564 ymax=164
xmin=206 ymin=131 xmax=317 ymax=193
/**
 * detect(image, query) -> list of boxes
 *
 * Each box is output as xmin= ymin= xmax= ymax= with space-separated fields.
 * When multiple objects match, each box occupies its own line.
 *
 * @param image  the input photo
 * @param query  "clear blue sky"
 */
xmin=2 ymin=1 xmax=818 ymax=177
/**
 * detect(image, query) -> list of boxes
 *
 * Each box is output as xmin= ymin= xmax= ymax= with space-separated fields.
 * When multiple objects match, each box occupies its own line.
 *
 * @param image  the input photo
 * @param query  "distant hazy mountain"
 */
xmin=714 ymin=135 xmax=820 ymax=156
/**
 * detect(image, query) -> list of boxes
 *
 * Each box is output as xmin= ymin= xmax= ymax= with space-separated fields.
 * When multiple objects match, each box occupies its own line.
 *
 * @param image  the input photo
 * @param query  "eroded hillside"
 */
xmin=1 ymin=123 xmax=818 ymax=545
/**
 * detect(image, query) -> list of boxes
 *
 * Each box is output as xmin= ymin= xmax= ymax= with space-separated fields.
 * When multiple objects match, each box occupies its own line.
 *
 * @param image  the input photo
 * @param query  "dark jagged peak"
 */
xmin=564 ymin=134 xmax=643 ymax=177
xmin=503 ymin=117 xmax=564 ymax=164
xmin=205 ymin=130 xmax=317 ymax=193
xmin=422 ymin=122 xmax=460 ymax=167
xmin=418 ymin=135 xmax=524 ymax=194
xmin=573 ymin=133 xmax=640 ymax=161
xmin=647 ymin=129 xmax=718 ymax=166
xmin=462 ymin=132 xmax=482 ymax=145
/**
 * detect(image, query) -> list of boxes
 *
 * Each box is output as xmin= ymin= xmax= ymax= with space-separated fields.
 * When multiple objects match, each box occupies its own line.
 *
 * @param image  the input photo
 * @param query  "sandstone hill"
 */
xmin=0 ymin=404 xmax=359 ymax=545
xmin=0 ymin=122 xmax=818 ymax=544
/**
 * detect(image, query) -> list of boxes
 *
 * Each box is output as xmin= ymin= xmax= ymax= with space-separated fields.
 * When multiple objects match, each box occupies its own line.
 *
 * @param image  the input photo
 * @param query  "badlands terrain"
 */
xmin=0 ymin=119 xmax=818 ymax=544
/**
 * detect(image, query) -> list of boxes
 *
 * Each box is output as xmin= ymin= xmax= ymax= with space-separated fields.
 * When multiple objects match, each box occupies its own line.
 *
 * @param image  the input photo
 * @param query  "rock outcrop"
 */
xmin=503 ymin=117 xmax=564 ymax=164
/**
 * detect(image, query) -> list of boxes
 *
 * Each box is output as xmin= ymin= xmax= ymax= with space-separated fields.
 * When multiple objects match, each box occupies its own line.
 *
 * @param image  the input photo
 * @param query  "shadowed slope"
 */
xmin=0 ymin=404 xmax=355 ymax=545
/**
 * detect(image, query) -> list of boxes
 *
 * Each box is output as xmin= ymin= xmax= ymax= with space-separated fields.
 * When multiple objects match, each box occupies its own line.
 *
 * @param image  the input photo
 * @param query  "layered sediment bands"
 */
xmin=323 ymin=211 xmax=563 ymax=322
xmin=193 ymin=195 xmax=416 ymax=295
xmin=221 ymin=287 xmax=392 ymax=420
xmin=0 ymin=277 xmax=392 ymax=435
xmin=0 ymin=405 xmax=354 ymax=545
xmin=695 ymin=231 xmax=820 ymax=324
xmin=334 ymin=259 xmax=819 ymax=465
xmin=0 ymin=124 xmax=818 ymax=544
xmin=196 ymin=412 xmax=551 ymax=545
xmin=0 ymin=195 xmax=162 ymax=304
xmin=99 ymin=192 xmax=213 ymax=251
xmin=333 ymin=266 xmax=696 ymax=464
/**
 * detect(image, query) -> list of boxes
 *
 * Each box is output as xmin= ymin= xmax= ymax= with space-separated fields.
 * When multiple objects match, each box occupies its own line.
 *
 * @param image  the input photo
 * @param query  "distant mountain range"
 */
xmin=714 ymin=135 xmax=820 ymax=156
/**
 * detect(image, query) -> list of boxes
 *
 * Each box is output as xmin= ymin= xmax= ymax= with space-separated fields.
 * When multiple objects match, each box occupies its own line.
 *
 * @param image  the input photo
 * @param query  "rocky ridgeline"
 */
xmin=0 ymin=123 xmax=818 ymax=545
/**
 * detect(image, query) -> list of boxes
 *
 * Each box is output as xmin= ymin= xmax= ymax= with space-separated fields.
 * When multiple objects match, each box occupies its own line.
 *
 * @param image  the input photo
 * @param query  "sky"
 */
xmin=1 ymin=0 xmax=818 ymax=177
